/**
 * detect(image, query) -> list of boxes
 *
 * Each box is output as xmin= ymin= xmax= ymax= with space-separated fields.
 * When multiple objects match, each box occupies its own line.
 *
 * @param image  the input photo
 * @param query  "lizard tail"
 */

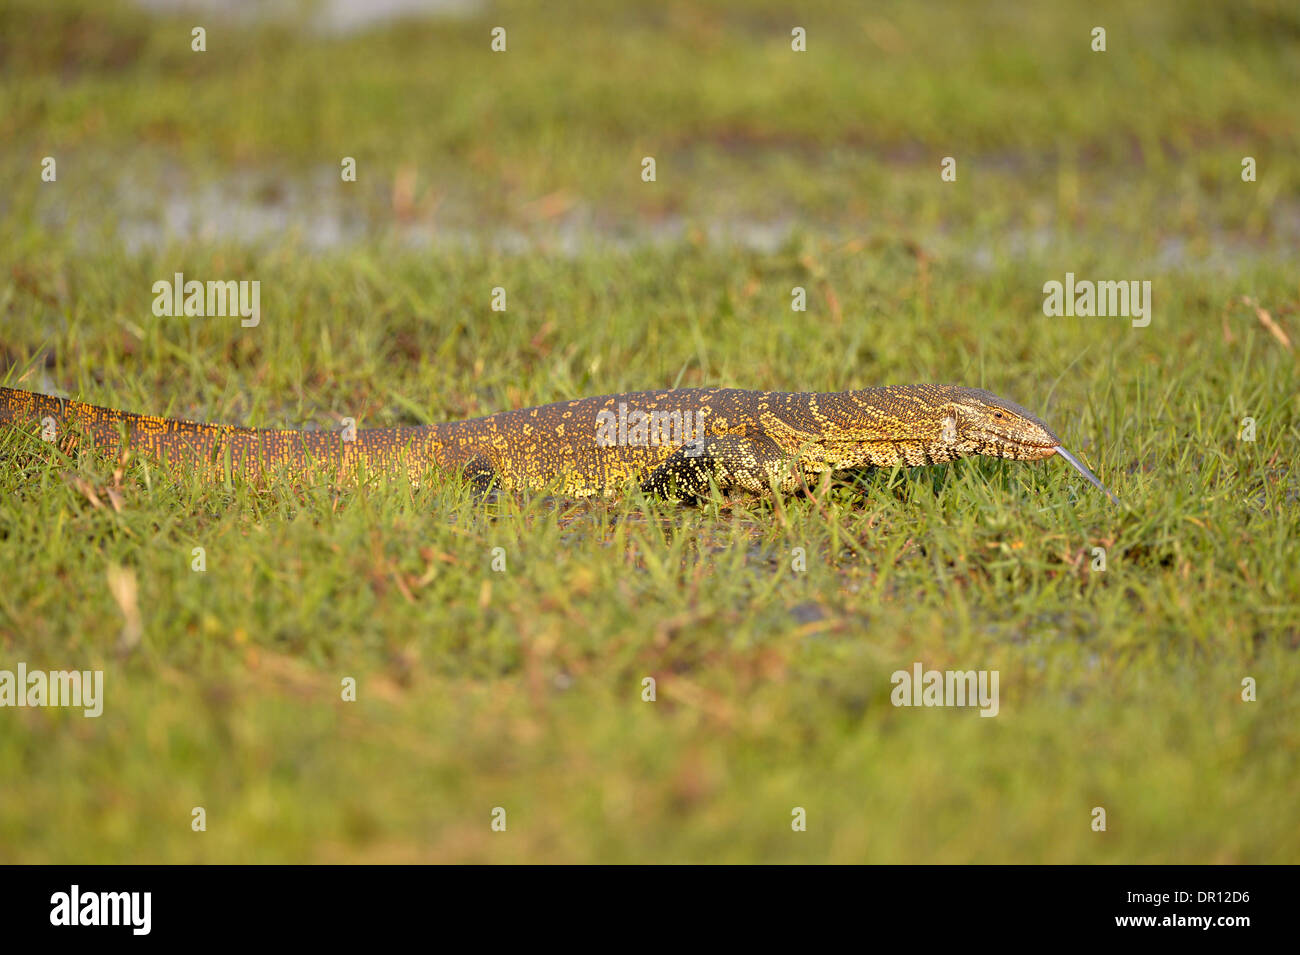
xmin=0 ymin=384 xmax=448 ymax=481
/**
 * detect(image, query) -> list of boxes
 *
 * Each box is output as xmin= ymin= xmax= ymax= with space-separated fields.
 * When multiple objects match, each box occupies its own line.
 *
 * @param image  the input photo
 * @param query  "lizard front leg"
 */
xmin=436 ymin=454 xmax=502 ymax=498
xmin=639 ymin=434 xmax=802 ymax=500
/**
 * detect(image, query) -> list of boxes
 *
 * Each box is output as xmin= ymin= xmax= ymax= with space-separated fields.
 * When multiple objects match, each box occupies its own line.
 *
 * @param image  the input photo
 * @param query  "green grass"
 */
xmin=1 ymin=0 xmax=1297 ymax=863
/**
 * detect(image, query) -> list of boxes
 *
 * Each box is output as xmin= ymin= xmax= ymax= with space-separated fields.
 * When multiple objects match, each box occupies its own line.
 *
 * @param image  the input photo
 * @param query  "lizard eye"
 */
xmin=994 ymin=412 xmax=1003 ymax=419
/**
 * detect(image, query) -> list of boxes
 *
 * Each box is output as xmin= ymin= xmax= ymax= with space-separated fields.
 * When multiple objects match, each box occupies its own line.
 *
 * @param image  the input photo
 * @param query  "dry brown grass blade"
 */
xmin=106 ymin=564 xmax=142 ymax=653
xmin=1239 ymin=296 xmax=1293 ymax=351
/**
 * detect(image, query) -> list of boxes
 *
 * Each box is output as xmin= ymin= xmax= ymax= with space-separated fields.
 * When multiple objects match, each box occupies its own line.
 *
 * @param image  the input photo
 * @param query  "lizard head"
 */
xmin=940 ymin=386 xmax=1119 ymax=504
xmin=942 ymin=387 xmax=1060 ymax=461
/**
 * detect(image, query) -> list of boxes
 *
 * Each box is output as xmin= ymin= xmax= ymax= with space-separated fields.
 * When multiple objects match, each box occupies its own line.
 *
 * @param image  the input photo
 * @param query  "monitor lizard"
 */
xmin=0 ymin=383 xmax=1119 ymax=503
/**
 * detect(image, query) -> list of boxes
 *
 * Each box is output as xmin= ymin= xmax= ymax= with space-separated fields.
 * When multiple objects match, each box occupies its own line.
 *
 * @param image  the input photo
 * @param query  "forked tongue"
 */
xmin=1053 ymin=447 xmax=1120 ymax=505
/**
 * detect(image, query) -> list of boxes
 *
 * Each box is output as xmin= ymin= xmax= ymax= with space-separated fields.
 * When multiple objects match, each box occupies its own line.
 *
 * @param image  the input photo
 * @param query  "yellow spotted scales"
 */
xmin=0 ymin=384 xmax=1118 ymax=502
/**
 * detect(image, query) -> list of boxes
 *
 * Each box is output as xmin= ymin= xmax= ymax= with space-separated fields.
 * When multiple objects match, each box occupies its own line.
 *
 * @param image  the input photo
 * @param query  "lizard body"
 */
xmin=0 ymin=383 xmax=1118 ymax=502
